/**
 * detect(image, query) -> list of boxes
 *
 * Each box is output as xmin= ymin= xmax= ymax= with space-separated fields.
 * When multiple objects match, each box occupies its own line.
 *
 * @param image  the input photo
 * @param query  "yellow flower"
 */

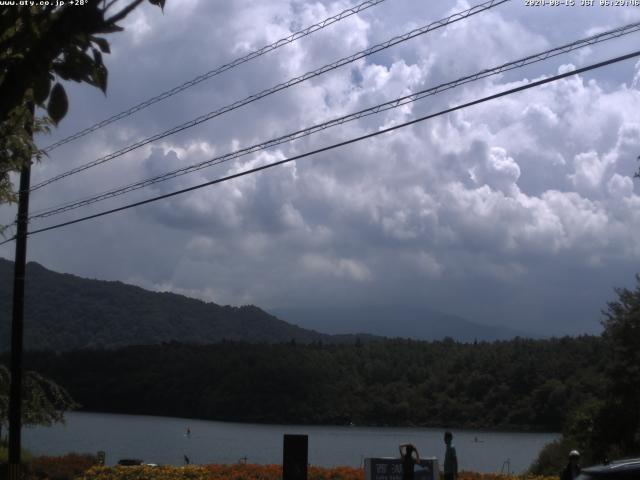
xmin=73 ymin=464 xmax=558 ymax=480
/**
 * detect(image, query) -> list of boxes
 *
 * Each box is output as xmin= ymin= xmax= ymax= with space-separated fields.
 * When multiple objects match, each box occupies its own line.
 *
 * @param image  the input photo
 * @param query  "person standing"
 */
xmin=443 ymin=431 xmax=458 ymax=480
xmin=560 ymin=450 xmax=581 ymax=480
xmin=399 ymin=444 xmax=420 ymax=480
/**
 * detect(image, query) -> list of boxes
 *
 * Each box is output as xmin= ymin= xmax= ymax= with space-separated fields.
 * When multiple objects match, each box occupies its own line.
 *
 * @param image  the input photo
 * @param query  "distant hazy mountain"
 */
xmin=271 ymin=305 xmax=529 ymax=342
xmin=0 ymin=258 xmax=526 ymax=352
xmin=0 ymin=258 xmax=336 ymax=352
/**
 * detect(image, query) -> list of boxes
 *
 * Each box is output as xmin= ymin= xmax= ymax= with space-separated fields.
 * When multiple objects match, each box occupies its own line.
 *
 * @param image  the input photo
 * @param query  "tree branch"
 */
xmin=105 ymin=0 xmax=145 ymax=25
xmin=104 ymin=0 xmax=121 ymax=12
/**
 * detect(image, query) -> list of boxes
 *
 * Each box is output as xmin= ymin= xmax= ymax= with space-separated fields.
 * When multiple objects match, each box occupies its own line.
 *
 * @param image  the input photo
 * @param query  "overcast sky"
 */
xmin=2 ymin=0 xmax=640 ymax=336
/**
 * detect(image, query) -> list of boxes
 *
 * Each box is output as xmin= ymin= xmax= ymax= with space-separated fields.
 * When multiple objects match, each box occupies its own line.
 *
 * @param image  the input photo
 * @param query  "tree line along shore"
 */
xmin=2 ymin=276 xmax=639 ymax=477
xmin=13 ymin=336 xmax=604 ymax=431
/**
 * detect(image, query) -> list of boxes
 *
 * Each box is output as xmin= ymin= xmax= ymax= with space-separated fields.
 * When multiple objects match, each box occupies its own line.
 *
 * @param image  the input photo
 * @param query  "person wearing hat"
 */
xmin=561 ymin=450 xmax=581 ymax=480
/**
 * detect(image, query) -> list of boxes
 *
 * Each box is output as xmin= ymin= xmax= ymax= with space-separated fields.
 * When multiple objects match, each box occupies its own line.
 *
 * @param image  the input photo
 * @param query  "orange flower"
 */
xmin=71 ymin=463 xmax=557 ymax=480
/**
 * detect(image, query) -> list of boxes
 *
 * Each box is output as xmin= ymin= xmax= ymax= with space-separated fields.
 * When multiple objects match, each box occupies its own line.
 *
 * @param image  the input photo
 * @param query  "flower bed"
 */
xmin=75 ymin=464 xmax=557 ymax=480
xmin=25 ymin=453 xmax=98 ymax=480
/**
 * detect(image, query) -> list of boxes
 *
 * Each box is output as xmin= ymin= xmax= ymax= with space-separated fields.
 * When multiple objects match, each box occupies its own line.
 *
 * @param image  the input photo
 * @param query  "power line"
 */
xmin=0 ymin=223 xmax=17 ymax=247
xmin=27 ymin=20 xmax=640 ymax=220
xmin=30 ymin=0 xmax=509 ymax=192
xmin=41 ymin=0 xmax=390 ymax=153
xmin=13 ymin=49 xmax=639 ymax=242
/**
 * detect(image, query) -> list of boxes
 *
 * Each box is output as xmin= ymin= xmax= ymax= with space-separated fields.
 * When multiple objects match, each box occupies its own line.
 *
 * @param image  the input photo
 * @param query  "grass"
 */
xmin=0 ymin=443 xmax=32 ymax=463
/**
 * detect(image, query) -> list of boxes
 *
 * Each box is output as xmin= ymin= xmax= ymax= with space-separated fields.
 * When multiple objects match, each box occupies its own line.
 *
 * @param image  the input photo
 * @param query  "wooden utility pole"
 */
xmin=8 ymin=122 xmax=33 ymax=480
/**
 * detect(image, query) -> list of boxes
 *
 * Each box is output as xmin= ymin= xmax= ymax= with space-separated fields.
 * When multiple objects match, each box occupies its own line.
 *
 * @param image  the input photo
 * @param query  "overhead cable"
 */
xmin=30 ymin=0 xmax=509 ymax=192
xmin=27 ymin=20 xmax=640 ymax=220
xmin=10 ymin=49 xmax=637 ymax=242
xmin=41 ymin=0 xmax=391 ymax=153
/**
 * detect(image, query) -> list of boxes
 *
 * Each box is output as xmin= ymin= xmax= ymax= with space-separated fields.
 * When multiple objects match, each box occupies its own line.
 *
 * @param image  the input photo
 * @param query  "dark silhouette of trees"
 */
xmin=0 ymin=365 xmax=78 ymax=441
xmin=14 ymin=336 xmax=607 ymax=431
xmin=0 ymin=0 xmax=165 ymax=204
xmin=531 ymin=275 xmax=640 ymax=474
xmin=592 ymin=275 xmax=640 ymax=457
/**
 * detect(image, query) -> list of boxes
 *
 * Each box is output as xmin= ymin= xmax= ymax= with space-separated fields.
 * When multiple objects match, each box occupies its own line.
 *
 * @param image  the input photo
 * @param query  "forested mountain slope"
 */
xmin=0 ymin=259 xmax=330 ymax=351
xmin=0 ymin=258 xmax=524 ymax=351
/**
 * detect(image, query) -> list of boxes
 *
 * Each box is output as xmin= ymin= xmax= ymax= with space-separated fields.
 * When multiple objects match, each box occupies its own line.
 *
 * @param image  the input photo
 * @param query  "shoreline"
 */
xmin=68 ymin=410 xmax=560 ymax=435
xmin=24 ymin=412 xmax=557 ymax=474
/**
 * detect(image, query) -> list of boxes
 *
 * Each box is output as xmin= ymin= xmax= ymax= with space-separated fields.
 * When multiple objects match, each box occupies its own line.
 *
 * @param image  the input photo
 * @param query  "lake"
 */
xmin=23 ymin=412 xmax=558 ymax=474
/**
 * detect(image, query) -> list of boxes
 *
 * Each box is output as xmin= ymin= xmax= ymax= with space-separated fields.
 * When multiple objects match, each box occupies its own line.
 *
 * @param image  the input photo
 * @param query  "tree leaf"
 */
xmin=52 ymin=48 xmax=95 ymax=83
xmin=91 ymin=36 xmax=110 ymax=54
xmin=148 ymin=0 xmax=166 ymax=11
xmin=47 ymin=83 xmax=68 ymax=125
xmin=32 ymin=72 xmax=51 ymax=105
xmin=93 ymin=64 xmax=108 ymax=94
xmin=94 ymin=23 xmax=124 ymax=34
xmin=73 ymin=32 xmax=91 ymax=50
xmin=92 ymin=47 xmax=102 ymax=66
xmin=55 ymin=49 xmax=95 ymax=83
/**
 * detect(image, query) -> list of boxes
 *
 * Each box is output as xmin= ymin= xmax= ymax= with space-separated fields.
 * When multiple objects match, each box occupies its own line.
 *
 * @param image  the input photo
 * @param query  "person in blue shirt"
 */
xmin=443 ymin=431 xmax=458 ymax=480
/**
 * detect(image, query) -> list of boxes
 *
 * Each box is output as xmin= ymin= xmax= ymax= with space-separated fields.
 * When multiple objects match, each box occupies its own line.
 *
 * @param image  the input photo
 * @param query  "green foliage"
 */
xmin=528 ymin=436 xmax=581 ymax=477
xmin=15 ymin=336 xmax=606 ymax=431
xmin=0 ymin=442 xmax=32 ymax=463
xmin=0 ymin=105 xmax=50 ymax=206
xmin=602 ymin=276 xmax=640 ymax=389
xmin=591 ymin=275 xmax=640 ymax=457
xmin=0 ymin=259 xmax=335 ymax=352
xmin=530 ymin=274 xmax=640 ymax=471
xmin=561 ymin=398 xmax=604 ymax=464
xmin=0 ymin=364 xmax=79 ymax=434
xmin=46 ymin=83 xmax=68 ymax=125
xmin=0 ymin=0 xmax=165 ymax=205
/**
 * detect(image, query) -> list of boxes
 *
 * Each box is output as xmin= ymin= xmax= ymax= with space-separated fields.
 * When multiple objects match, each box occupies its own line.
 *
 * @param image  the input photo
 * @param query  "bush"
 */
xmin=0 ymin=442 xmax=32 ymax=464
xmin=25 ymin=453 xmax=98 ymax=480
xmin=528 ymin=436 xmax=580 ymax=477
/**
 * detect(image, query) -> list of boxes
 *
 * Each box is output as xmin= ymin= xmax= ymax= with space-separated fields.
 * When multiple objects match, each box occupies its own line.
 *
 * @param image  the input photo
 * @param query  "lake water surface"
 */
xmin=23 ymin=412 xmax=558 ymax=474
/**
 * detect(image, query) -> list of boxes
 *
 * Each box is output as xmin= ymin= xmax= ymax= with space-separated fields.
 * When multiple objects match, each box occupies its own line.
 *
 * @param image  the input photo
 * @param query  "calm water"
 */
xmin=23 ymin=412 xmax=558 ymax=474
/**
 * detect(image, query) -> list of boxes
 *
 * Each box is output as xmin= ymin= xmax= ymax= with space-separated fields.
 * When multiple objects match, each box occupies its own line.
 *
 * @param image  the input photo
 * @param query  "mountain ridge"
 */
xmin=272 ymin=305 xmax=529 ymax=342
xmin=0 ymin=258 xmax=528 ymax=351
xmin=0 ymin=258 xmax=336 ymax=351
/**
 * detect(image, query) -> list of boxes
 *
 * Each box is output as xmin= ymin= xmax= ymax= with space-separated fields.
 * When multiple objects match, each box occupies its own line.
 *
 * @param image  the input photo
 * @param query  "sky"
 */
xmin=2 ymin=0 xmax=640 ymax=336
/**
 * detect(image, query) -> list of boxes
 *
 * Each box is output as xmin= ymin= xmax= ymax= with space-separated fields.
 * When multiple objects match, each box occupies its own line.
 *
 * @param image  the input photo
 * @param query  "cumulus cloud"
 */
xmin=300 ymin=254 xmax=372 ymax=282
xmin=2 ymin=1 xmax=640 ymax=335
xmin=469 ymin=146 xmax=521 ymax=195
xmin=633 ymin=60 xmax=640 ymax=89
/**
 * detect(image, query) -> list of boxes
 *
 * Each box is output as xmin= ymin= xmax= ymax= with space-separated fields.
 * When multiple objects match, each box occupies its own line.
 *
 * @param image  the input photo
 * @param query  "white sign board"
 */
xmin=364 ymin=457 xmax=439 ymax=480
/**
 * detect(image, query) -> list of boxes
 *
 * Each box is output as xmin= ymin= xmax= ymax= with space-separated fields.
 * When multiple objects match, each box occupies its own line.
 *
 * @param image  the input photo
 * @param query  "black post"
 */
xmin=283 ymin=434 xmax=308 ymax=480
xmin=8 ymin=161 xmax=32 ymax=480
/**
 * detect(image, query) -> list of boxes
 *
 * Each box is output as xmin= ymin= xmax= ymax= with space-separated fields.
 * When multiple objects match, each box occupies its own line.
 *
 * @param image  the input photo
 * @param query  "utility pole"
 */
xmin=8 ymin=110 xmax=33 ymax=480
